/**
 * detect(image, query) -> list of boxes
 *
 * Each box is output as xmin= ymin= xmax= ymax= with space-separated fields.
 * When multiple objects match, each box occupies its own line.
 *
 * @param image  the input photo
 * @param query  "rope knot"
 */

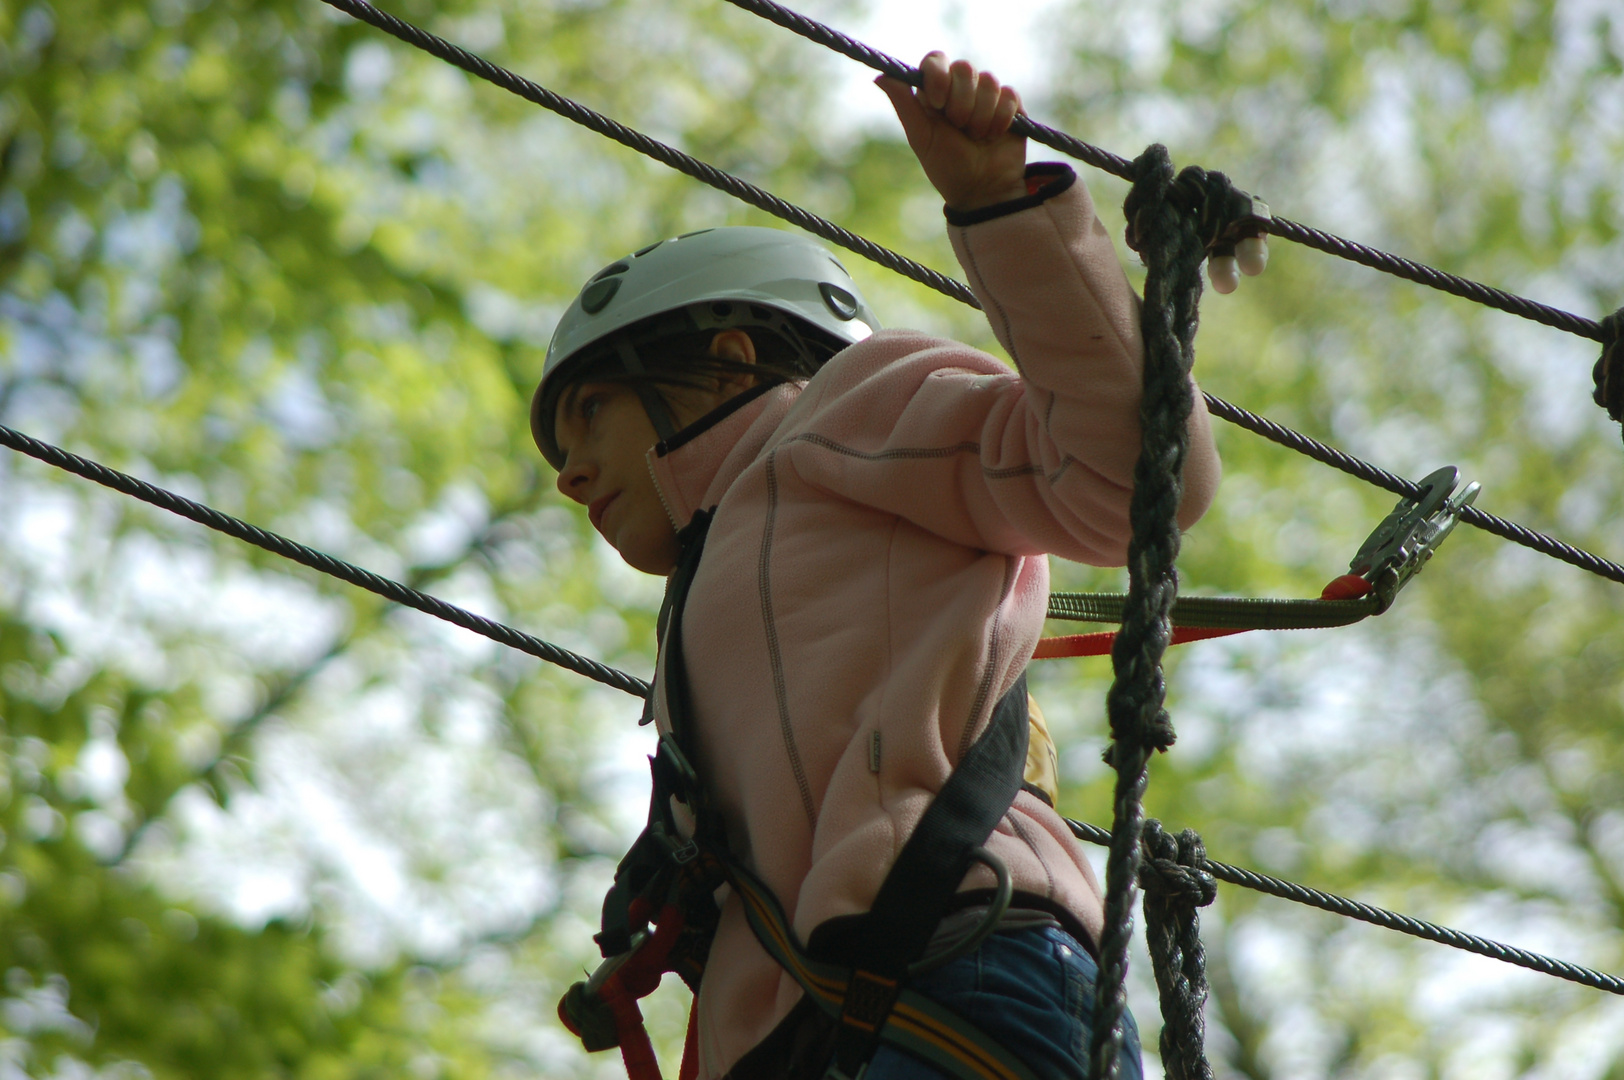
xmin=1122 ymin=145 xmax=1176 ymax=258
xmin=1137 ymin=820 xmax=1216 ymax=909
xmin=1124 ymin=150 xmax=1270 ymax=262
xmin=1591 ymin=307 xmax=1624 ymax=440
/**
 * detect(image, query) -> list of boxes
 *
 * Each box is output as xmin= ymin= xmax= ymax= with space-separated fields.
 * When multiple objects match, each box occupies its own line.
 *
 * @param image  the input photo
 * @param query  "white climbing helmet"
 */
xmin=530 ymin=226 xmax=879 ymax=467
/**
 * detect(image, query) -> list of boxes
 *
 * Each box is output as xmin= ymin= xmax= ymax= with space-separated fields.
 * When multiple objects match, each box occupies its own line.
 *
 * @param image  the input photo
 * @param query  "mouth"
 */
xmin=588 ymin=492 xmax=619 ymax=532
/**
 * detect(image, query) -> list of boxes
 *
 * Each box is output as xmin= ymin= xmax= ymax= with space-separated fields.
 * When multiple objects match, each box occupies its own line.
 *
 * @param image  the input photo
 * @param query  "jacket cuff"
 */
xmin=943 ymin=164 xmax=1077 ymax=227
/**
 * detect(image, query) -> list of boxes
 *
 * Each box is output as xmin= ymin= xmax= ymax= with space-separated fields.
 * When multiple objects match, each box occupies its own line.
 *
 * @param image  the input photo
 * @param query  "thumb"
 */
xmin=875 ymin=75 xmax=933 ymax=151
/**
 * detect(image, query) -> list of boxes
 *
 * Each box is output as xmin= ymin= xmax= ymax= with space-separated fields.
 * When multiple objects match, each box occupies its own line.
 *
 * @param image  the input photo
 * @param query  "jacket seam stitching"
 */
xmin=759 ymin=450 xmax=819 ymax=831
xmin=957 ymin=555 xmax=1017 ymax=760
xmin=959 ymin=230 xmax=1024 ymax=375
xmin=1041 ymin=195 xmax=1139 ymax=362
xmin=787 ymin=433 xmax=1039 ymax=479
xmin=1007 ymin=810 xmax=1057 ymax=900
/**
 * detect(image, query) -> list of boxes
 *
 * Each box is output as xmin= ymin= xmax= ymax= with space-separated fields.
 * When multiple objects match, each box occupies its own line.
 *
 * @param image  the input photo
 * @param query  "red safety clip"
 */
xmin=559 ymin=901 xmax=698 ymax=1080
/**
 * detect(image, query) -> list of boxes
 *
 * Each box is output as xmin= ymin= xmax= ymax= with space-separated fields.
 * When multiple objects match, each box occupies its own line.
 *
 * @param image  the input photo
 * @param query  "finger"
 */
xmin=876 ymin=74 xmax=933 ymax=150
xmin=988 ymin=84 xmax=1021 ymax=140
xmin=966 ymin=71 xmax=1002 ymax=140
xmin=945 ymin=59 xmax=977 ymax=126
xmin=919 ymin=51 xmax=950 ymax=111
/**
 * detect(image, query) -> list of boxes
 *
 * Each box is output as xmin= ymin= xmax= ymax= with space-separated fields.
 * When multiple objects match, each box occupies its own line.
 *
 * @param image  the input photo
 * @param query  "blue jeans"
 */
xmin=865 ymin=927 xmax=1143 ymax=1080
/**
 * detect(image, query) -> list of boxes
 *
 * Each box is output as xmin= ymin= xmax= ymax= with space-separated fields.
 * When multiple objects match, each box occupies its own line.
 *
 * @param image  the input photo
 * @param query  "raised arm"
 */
xmin=821 ymin=55 xmax=1220 ymax=561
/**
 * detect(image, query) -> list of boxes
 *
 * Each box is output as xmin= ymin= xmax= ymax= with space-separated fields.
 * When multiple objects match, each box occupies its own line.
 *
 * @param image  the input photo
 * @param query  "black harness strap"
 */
xmin=806 ymin=673 xmax=1029 ymax=1077
xmin=589 ymin=510 xmax=722 ymax=966
xmin=861 ymin=673 xmax=1029 ymax=970
xmin=635 ymin=506 xmax=1036 ymax=1079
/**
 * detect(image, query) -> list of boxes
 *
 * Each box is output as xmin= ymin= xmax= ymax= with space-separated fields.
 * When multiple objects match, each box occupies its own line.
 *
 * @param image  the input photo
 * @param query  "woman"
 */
xmin=532 ymin=53 xmax=1221 ymax=1080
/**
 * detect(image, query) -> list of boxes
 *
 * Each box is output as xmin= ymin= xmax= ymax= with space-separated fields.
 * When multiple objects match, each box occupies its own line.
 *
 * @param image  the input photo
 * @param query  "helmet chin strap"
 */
xmin=614 ymin=336 xmax=679 ymax=443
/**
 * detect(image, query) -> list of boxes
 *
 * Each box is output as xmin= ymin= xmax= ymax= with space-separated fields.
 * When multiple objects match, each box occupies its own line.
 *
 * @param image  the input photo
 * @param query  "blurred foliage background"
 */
xmin=1 ymin=0 xmax=1621 ymax=1076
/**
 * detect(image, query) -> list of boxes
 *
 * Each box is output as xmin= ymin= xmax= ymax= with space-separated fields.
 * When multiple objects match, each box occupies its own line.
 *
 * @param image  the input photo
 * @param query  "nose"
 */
xmin=556 ymin=452 xmax=594 ymax=503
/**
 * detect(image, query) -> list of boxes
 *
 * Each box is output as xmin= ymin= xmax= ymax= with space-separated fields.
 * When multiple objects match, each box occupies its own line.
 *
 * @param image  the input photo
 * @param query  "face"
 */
xmin=554 ymin=382 xmax=682 ymax=574
xmin=552 ymin=330 xmax=759 ymax=575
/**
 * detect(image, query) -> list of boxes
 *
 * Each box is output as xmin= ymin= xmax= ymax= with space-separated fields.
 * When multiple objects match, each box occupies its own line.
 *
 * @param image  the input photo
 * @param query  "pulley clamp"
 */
xmin=1348 ymin=465 xmax=1480 ymax=612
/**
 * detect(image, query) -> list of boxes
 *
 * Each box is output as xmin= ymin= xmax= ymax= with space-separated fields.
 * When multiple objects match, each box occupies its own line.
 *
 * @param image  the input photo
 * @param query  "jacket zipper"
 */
xmin=649 ymin=455 xmax=682 ymax=533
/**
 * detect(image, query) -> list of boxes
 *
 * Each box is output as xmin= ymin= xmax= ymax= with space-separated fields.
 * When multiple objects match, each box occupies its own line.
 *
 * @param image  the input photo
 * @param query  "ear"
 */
xmin=708 ymin=329 xmax=758 ymax=365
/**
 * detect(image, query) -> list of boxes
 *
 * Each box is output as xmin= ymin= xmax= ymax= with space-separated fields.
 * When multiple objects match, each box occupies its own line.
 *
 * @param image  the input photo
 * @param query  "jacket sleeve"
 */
xmin=777 ymin=164 xmax=1221 ymax=565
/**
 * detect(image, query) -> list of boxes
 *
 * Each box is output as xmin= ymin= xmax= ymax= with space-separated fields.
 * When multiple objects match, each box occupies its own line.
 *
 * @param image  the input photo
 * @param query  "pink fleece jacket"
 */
xmin=642 ymin=167 xmax=1220 ymax=1077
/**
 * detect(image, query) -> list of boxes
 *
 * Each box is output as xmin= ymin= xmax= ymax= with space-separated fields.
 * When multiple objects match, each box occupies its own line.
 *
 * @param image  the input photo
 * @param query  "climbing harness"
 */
xmin=10 ymin=394 xmax=1616 ymax=1009
xmin=555 ymin=508 xmax=1045 ymax=1080
xmin=1036 ymin=465 xmax=1480 ymax=658
xmin=3 ymin=2 xmax=1623 ymax=1078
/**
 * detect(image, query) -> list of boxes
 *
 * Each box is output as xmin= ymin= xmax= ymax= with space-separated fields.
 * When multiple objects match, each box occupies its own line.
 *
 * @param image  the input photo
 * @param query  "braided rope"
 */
xmin=271 ymin=7 xmax=1624 ymax=1063
xmin=1067 ymin=819 xmax=1624 ymax=997
xmin=0 ymin=423 xmax=651 ymax=699
xmin=715 ymin=0 xmax=1605 ymax=344
xmin=1138 ymin=821 xmax=1217 ymax=1080
xmin=1089 ymin=145 xmax=1209 ymax=1080
xmin=1592 ymin=308 xmax=1624 ymax=444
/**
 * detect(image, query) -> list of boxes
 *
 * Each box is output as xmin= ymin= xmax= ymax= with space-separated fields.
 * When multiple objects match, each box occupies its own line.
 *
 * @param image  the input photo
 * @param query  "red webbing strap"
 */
xmin=598 ymin=978 xmax=662 ymax=1080
xmin=584 ymin=903 xmax=691 ymax=1080
xmin=1034 ymin=574 xmax=1374 ymax=659
xmin=1034 ymin=625 xmax=1240 ymax=658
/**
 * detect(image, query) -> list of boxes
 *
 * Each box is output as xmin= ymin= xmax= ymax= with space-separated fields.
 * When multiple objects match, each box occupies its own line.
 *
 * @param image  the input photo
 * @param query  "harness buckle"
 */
xmin=1348 ymin=465 xmax=1481 ymax=611
xmin=821 ymin=1065 xmax=869 ymax=1080
xmin=665 ymin=834 xmax=701 ymax=864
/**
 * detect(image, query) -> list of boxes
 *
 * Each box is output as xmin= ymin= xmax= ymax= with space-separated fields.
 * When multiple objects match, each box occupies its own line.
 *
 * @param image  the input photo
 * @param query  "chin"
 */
xmin=625 ymin=554 xmax=678 ymax=576
xmin=616 ymin=536 xmax=679 ymax=576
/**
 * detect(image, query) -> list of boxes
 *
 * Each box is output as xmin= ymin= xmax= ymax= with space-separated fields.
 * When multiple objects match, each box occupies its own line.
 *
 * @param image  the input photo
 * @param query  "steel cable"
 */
xmin=1067 ymin=820 xmax=1624 ymax=998
xmin=716 ymin=0 xmax=1605 ymax=344
xmin=0 ymin=423 xmax=651 ymax=699
xmin=311 ymin=0 xmax=1623 ymax=592
xmin=315 ymin=0 xmax=978 ymax=309
xmin=285 ymin=0 xmax=1624 ymax=1047
xmin=721 ymin=0 xmax=1624 ymax=1026
xmin=3 ymin=0 xmax=1607 ymax=1020
xmin=1205 ymin=395 xmax=1624 ymax=585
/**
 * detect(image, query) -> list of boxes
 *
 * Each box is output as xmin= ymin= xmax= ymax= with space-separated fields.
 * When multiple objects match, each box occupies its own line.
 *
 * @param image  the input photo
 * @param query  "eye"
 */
xmin=578 ymin=393 xmax=603 ymax=422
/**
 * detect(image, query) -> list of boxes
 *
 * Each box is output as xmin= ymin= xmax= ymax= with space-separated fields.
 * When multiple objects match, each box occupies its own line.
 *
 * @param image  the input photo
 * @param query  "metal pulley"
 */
xmin=1348 ymin=465 xmax=1481 ymax=611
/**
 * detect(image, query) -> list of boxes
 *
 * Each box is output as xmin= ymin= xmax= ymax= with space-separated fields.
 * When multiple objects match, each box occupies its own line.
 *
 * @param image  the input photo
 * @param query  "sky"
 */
xmin=822 ymin=0 xmax=1064 ymax=129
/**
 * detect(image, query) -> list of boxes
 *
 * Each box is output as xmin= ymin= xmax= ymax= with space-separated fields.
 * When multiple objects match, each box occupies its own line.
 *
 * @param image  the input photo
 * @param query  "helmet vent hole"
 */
xmin=633 ymin=241 xmax=662 ymax=257
xmin=580 ymin=277 xmax=622 ymax=315
xmin=711 ymin=301 xmax=733 ymax=318
xmin=590 ymin=261 xmax=630 ymax=282
xmin=820 ymin=283 xmax=859 ymax=321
